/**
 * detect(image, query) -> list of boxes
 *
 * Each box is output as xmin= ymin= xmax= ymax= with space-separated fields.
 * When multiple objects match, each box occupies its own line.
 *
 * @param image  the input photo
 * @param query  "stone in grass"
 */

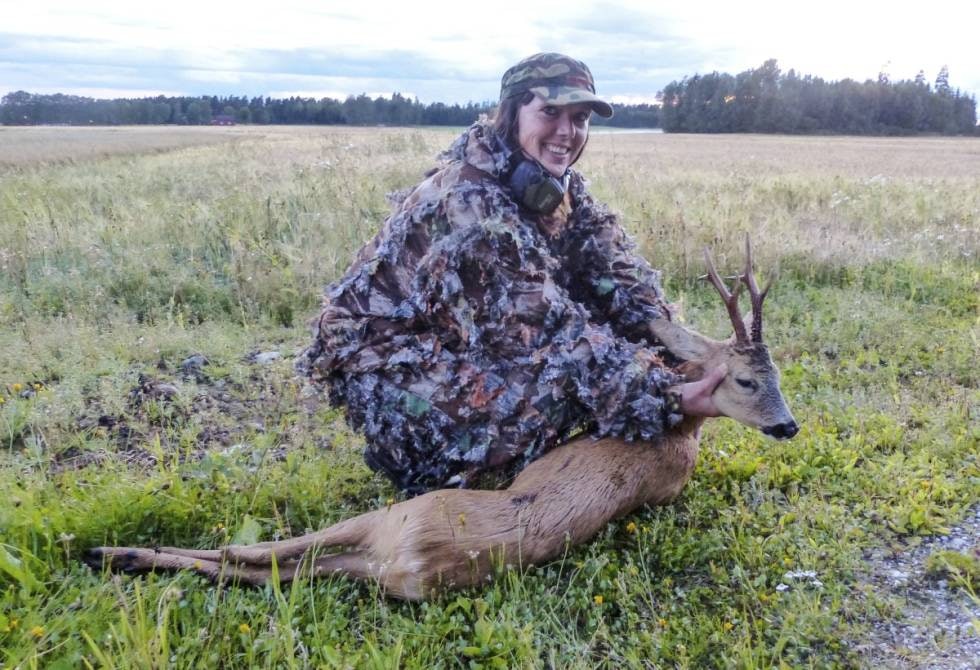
xmin=925 ymin=549 xmax=980 ymax=589
xmin=180 ymin=353 xmax=210 ymax=373
xmin=129 ymin=374 xmax=179 ymax=404
xmin=248 ymin=351 xmax=282 ymax=365
xmin=776 ymin=570 xmax=824 ymax=591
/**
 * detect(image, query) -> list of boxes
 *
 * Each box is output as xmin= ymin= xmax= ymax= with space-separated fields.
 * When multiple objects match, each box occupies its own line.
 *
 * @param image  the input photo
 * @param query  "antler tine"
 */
xmin=741 ymin=235 xmax=770 ymax=342
xmin=702 ymin=246 xmax=749 ymax=345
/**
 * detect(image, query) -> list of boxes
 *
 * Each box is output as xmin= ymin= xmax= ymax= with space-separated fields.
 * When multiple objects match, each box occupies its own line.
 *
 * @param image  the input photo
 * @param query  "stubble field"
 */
xmin=0 ymin=125 xmax=978 ymax=669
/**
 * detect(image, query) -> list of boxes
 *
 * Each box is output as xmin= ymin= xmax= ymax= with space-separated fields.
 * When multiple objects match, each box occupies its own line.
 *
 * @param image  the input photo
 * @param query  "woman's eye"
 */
xmin=735 ymin=378 xmax=757 ymax=390
xmin=542 ymin=106 xmax=558 ymax=117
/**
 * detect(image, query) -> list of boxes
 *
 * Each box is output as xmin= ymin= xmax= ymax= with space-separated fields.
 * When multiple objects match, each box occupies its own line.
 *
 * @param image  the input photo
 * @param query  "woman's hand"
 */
xmin=671 ymin=364 xmax=727 ymax=417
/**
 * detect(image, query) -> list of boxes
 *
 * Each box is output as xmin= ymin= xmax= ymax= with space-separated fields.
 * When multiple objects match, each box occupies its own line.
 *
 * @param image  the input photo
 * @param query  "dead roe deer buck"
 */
xmin=88 ymin=238 xmax=798 ymax=600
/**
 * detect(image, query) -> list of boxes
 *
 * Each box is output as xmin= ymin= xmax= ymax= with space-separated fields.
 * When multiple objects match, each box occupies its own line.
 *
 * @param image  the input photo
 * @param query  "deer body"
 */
xmin=343 ymin=417 xmax=703 ymax=598
xmin=88 ymin=240 xmax=797 ymax=600
xmin=91 ymin=419 xmax=702 ymax=599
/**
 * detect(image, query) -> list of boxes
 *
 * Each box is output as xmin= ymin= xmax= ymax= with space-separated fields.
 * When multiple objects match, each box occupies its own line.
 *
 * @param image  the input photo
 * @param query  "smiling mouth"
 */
xmin=544 ymin=143 xmax=570 ymax=157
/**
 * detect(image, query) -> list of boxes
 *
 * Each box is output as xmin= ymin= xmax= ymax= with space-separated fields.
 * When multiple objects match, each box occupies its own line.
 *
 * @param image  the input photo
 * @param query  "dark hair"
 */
xmin=491 ymin=91 xmax=535 ymax=145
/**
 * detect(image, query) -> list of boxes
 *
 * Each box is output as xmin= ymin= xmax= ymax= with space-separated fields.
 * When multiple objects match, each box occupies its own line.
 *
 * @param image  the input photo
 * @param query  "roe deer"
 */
xmin=87 ymin=238 xmax=798 ymax=600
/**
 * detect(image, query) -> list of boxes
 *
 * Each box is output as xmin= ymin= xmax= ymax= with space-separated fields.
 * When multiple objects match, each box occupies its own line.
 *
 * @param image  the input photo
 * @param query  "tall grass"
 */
xmin=0 ymin=127 xmax=443 ymax=327
xmin=0 ymin=126 xmax=977 ymax=668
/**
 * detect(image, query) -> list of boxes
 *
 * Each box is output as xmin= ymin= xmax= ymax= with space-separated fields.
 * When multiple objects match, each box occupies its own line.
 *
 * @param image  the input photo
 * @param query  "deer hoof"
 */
xmin=84 ymin=547 xmax=142 ymax=573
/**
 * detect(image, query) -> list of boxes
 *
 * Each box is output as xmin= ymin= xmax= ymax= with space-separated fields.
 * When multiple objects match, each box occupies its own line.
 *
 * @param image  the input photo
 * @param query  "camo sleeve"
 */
xmin=559 ymin=179 xmax=674 ymax=345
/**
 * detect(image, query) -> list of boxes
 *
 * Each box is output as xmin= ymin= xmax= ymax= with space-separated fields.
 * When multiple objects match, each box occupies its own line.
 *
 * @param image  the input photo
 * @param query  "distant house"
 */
xmin=211 ymin=115 xmax=236 ymax=126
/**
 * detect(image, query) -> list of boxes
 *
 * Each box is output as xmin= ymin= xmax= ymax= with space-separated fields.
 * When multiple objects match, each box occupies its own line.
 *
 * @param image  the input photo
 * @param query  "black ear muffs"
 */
xmin=507 ymin=159 xmax=569 ymax=214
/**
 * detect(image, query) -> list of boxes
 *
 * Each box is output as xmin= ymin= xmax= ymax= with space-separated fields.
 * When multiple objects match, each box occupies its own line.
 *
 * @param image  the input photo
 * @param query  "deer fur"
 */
xmin=87 ymin=240 xmax=798 ymax=599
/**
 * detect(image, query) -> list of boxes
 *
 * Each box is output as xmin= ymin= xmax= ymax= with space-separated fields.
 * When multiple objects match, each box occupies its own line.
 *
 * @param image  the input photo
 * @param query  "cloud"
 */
xmin=492 ymin=6 xmax=745 ymax=100
xmin=0 ymin=31 xmax=502 ymax=100
xmin=1 ymin=2 xmax=978 ymax=106
xmin=554 ymin=4 xmax=680 ymax=41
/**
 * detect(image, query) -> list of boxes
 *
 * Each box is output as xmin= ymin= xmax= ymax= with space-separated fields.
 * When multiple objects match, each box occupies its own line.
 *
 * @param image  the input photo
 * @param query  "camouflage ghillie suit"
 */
xmin=298 ymin=121 xmax=683 ymax=494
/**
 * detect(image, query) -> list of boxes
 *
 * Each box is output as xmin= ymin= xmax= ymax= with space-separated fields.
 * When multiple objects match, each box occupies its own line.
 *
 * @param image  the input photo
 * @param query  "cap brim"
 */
xmin=528 ymin=85 xmax=614 ymax=118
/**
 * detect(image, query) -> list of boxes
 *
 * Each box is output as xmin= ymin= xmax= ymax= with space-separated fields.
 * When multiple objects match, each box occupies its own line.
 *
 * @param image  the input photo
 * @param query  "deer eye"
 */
xmin=735 ymin=378 xmax=757 ymax=391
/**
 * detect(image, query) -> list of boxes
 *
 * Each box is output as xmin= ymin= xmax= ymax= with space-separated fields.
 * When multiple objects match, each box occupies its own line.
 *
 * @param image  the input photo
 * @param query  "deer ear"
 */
xmin=649 ymin=320 xmax=716 ymax=362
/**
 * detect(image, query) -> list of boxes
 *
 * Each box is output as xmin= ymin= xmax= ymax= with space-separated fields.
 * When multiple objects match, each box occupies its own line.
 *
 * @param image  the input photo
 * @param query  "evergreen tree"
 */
xmin=935 ymin=66 xmax=950 ymax=94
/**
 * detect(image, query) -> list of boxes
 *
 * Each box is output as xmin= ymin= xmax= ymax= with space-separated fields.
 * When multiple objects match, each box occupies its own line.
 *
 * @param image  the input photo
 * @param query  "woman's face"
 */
xmin=516 ymin=95 xmax=592 ymax=177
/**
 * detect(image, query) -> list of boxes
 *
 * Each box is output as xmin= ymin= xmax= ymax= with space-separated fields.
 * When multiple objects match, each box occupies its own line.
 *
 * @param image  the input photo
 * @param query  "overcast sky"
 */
xmin=3 ymin=0 xmax=979 ymax=107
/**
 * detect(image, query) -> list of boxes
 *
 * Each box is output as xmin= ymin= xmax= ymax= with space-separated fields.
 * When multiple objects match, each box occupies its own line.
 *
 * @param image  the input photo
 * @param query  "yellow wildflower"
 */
xmin=33 ymin=383 xmax=42 ymax=391
xmin=782 ymin=556 xmax=793 ymax=567
xmin=593 ymin=595 xmax=603 ymax=605
xmin=385 ymin=497 xmax=395 ymax=508
xmin=193 ymin=560 xmax=203 ymax=570
xmin=0 ymin=396 xmax=5 ymax=404
xmin=11 ymin=383 xmax=22 ymax=393
xmin=723 ymin=621 xmax=734 ymax=632
xmin=625 ymin=521 xmax=637 ymax=534
xmin=8 ymin=618 xmax=18 ymax=630
xmin=30 ymin=625 xmax=45 ymax=638
xmin=238 ymin=623 xmax=251 ymax=634
xmin=658 ymin=618 xmax=668 ymax=628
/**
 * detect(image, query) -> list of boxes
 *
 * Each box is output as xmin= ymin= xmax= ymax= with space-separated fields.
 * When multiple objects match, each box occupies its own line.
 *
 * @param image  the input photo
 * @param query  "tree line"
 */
xmin=0 ymin=91 xmax=659 ymax=128
xmin=659 ymin=60 xmax=977 ymax=135
xmin=3 ymin=61 xmax=977 ymax=134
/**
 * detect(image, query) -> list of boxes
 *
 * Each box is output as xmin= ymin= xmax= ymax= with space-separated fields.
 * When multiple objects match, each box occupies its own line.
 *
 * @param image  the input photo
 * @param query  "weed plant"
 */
xmin=0 ymin=127 xmax=977 ymax=668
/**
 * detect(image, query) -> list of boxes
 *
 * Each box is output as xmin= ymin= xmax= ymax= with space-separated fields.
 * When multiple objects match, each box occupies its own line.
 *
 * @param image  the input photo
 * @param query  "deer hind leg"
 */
xmin=84 ymin=546 xmax=293 ymax=585
xmin=209 ymin=550 xmax=380 ymax=588
xmin=224 ymin=511 xmax=379 ymax=564
xmin=86 ymin=545 xmax=381 ymax=588
xmin=151 ymin=510 xmax=381 ymax=567
xmin=87 ymin=508 xmax=381 ymax=580
xmin=152 ymin=547 xmax=223 ymax=561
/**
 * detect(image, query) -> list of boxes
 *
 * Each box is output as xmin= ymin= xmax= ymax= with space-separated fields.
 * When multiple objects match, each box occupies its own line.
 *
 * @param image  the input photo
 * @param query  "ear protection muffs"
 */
xmin=507 ymin=158 xmax=570 ymax=214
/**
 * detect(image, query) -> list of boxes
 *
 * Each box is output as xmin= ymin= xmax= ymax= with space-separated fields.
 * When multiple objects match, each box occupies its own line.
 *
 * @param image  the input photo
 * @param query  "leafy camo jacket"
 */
xmin=297 ymin=121 xmax=683 ymax=494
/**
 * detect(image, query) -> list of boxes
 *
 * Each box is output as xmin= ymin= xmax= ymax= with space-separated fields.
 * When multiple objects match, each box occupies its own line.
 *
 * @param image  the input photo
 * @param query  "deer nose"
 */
xmin=763 ymin=421 xmax=799 ymax=440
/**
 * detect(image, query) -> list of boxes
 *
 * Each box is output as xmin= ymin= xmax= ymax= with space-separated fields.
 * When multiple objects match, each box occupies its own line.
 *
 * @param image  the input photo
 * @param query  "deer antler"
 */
xmin=702 ymin=246 xmax=749 ymax=345
xmin=741 ymin=235 xmax=771 ymax=343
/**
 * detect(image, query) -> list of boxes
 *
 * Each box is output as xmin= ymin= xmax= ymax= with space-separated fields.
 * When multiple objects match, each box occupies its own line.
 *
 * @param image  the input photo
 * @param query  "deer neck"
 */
xmin=672 ymin=360 xmax=708 ymax=438
xmin=633 ymin=363 xmax=704 ymax=505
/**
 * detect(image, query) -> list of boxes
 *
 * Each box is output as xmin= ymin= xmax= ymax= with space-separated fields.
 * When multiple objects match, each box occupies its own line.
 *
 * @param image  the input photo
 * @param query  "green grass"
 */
xmin=0 ymin=127 xmax=978 ymax=668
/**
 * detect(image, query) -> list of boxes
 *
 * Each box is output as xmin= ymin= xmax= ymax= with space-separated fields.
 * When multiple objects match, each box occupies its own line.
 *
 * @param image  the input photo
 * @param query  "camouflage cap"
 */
xmin=500 ymin=52 xmax=614 ymax=118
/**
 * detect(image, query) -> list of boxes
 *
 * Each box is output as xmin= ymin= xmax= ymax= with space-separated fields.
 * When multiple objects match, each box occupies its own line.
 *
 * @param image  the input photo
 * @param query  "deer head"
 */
xmin=650 ymin=236 xmax=799 ymax=439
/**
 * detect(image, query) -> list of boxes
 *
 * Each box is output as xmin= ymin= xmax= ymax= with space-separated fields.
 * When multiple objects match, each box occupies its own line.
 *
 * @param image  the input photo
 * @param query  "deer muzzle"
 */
xmin=762 ymin=421 xmax=799 ymax=440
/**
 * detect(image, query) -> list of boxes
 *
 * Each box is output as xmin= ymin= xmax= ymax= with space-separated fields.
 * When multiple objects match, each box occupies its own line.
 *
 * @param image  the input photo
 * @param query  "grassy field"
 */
xmin=0 ymin=125 xmax=977 ymax=669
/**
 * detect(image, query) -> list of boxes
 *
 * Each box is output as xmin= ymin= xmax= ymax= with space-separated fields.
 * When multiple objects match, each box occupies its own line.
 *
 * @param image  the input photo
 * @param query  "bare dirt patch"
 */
xmin=57 ymin=348 xmax=332 ymax=472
